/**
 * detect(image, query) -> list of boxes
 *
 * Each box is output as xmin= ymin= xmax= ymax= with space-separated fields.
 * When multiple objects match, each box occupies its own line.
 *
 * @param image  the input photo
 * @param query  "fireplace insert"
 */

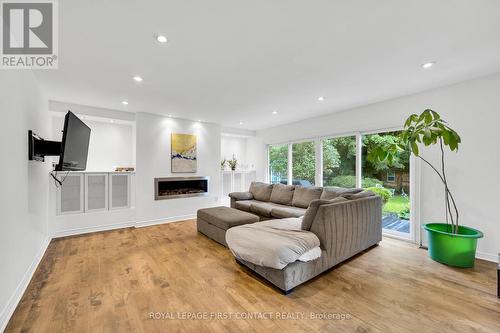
xmin=155 ymin=177 xmax=209 ymax=200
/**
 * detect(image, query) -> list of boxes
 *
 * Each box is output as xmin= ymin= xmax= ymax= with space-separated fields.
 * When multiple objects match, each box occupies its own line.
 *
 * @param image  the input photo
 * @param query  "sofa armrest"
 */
xmin=309 ymin=196 xmax=382 ymax=256
xmin=229 ymin=191 xmax=254 ymax=201
xmin=229 ymin=191 xmax=254 ymax=208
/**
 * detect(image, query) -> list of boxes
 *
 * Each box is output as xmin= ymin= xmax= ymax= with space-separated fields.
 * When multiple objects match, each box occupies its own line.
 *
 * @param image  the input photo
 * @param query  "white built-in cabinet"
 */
xmin=85 ymin=173 xmax=108 ymax=212
xmin=55 ymin=172 xmax=132 ymax=215
xmin=221 ymin=170 xmax=256 ymax=196
xmin=57 ymin=174 xmax=84 ymax=214
xmin=109 ymin=173 xmax=130 ymax=210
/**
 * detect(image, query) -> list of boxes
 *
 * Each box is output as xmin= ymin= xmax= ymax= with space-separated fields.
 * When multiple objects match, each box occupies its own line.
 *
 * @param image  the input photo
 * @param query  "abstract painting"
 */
xmin=171 ymin=133 xmax=197 ymax=173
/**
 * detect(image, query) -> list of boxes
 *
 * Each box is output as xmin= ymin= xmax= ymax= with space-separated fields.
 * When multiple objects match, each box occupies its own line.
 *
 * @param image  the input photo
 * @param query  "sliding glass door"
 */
xmin=268 ymin=144 xmax=288 ymax=184
xmin=292 ymin=141 xmax=315 ymax=186
xmin=362 ymin=131 xmax=411 ymax=237
xmin=322 ymin=136 xmax=357 ymax=188
xmin=268 ymin=131 xmax=413 ymax=240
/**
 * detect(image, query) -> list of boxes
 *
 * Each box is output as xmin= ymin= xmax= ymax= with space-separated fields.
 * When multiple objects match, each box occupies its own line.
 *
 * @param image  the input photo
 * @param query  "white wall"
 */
xmin=256 ymin=73 xmax=500 ymax=261
xmin=246 ymin=136 xmax=266 ymax=180
xmin=135 ymin=113 xmax=221 ymax=225
xmin=221 ymin=136 xmax=248 ymax=168
xmin=51 ymin=116 xmax=135 ymax=171
xmin=221 ymin=134 xmax=265 ymax=173
xmin=0 ymin=71 xmax=51 ymax=331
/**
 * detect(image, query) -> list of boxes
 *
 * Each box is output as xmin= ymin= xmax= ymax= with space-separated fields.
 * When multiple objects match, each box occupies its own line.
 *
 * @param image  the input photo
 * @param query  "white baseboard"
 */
xmin=135 ymin=214 xmax=196 ymax=228
xmin=389 ymin=238 xmax=498 ymax=263
xmin=51 ymin=220 xmax=135 ymax=239
xmin=476 ymin=251 xmax=498 ymax=263
xmin=0 ymin=236 xmax=51 ymax=333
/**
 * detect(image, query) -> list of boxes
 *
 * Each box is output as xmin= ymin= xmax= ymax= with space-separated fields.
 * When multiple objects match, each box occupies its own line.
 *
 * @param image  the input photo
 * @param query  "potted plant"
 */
xmin=374 ymin=109 xmax=483 ymax=267
xmin=228 ymin=155 xmax=238 ymax=171
xmin=220 ymin=158 xmax=227 ymax=171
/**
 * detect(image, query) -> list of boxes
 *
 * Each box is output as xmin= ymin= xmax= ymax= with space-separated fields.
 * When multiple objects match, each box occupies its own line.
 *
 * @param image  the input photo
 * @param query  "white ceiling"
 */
xmin=35 ymin=0 xmax=500 ymax=130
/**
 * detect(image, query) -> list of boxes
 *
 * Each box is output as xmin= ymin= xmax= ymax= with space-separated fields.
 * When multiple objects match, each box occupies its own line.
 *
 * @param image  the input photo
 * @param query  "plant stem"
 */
xmin=417 ymin=154 xmax=459 ymax=233
xmin=439 ymin=139 xmax=455 ymax=230
xmin=439 ymin=138 xmax=459 ymax=232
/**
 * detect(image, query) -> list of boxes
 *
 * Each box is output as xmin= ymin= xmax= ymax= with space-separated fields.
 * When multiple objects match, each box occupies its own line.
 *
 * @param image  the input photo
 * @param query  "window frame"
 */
xmin=387 ymin=170 xmax=396 ymax=183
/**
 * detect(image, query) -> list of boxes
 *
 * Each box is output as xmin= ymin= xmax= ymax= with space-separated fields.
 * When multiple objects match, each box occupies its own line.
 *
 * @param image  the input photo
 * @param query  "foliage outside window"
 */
xmin=268 ymin=144 xmax=288 ymax=184
xmin=363 ymin=131 xmax=411 ymax=229
xmin=292 ymin=141 xmax=315 ymax=186
xmin=322 ymin=136 xmax=356 ymax=188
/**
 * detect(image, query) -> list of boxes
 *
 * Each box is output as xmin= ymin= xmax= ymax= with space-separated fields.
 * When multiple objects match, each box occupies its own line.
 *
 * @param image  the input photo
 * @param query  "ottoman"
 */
xmin=197 ymin=206 xmax=260 ymax=246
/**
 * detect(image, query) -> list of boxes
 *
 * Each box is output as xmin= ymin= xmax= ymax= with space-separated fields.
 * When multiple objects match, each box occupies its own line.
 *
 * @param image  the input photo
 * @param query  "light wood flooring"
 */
xmin=5 ymin=219 xmax=500 ymax=333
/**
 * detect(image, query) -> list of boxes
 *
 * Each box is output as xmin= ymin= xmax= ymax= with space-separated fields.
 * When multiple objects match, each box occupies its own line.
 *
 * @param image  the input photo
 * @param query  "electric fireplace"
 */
xmin=154 ymin=177 xmax=209 ymax=200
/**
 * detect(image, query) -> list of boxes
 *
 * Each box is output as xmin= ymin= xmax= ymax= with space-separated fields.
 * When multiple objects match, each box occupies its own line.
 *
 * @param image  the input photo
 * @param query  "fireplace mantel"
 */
xmin=154 ymin=176 xmax=209 ymax=200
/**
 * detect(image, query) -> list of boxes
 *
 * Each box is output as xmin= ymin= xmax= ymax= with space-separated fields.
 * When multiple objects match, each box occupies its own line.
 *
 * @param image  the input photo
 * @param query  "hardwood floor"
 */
xmin=6 ymin=220 xmax=500 ymax=333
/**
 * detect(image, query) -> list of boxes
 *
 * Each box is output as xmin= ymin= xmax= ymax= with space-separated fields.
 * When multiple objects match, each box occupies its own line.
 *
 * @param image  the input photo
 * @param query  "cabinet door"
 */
xmin=233 ymin=172 xmax=243 ymax=192
xmin=109 ymin=174 xmax=130 ymax=209
xmin=222 ymin=172 xmax=233 ymax=196
xmin=244 ymin=171 xmax=256 ymax=190
xmin=57 ymin=173 xmax=84 ymax=215
xmin=85 ymin=174 xmax=108 ymax=212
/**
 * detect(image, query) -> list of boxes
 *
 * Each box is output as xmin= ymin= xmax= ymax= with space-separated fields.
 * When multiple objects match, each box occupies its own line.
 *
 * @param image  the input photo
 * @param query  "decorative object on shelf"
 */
xmin=171 ymin=133 xmax=197 ymax=173
xmin=373 ymin=109 xmax=483 ymax=268
xmin=228 ymin=154 xmax=238 ymax=171
xmin=115 ymin=167 xmax=135 ymax=172
xmin=220 ymin=158 xmax=227 ymax=171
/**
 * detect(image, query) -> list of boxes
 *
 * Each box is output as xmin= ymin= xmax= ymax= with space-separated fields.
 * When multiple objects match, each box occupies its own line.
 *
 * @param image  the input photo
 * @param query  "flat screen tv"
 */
xmin=56 ymin=111 xmax=91 ymax=171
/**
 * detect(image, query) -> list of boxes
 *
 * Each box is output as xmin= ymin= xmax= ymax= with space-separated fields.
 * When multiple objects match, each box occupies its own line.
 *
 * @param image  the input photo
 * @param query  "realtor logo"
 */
xmin=1 ymin=0 xmax=58 ymax=68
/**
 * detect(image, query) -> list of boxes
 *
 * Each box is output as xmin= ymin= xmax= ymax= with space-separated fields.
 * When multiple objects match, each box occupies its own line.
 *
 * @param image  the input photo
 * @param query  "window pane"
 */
xmin=322 ymin=136 xmax=356 ymax=188
xmin=268 ymin=144 xmax=288 ymax=184
xmin=292 ymin=141 xmax=315 ymax=186
xmin=362 ymin=131 xmax=411 ymax=235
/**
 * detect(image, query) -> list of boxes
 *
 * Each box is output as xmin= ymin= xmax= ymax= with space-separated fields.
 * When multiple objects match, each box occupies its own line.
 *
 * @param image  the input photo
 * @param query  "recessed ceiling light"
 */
xmin=133 ymin=75 xmax=143 ymax=82
xmin=272 ymin=110 xmax=278 ymax=115
xmin=317 ymin=96 xmax=325 ymax=101
xmin=110 ymin=119 xmax=114 ymax=123
xmin=156 ymin=35 xmax=168 ymax=43
xmin=121 ymin=100 xmax=129 ymax=105
xmin=168 ymin=114 xmax=172 ymax=118
xmin=239 ymin=121 xmax=244 ymax=125
xmin=421 ymin=61 xmax=435 ymax=69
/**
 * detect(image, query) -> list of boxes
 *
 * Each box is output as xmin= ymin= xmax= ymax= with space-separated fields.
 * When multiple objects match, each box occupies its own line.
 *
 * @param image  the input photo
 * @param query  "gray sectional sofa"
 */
xmin=227 ymin=182 xmax=383 ymax=293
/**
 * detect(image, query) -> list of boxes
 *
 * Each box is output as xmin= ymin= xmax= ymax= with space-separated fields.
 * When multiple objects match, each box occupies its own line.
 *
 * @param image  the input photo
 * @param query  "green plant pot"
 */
xmin=423 ymin=223 xmax=483 ymax=268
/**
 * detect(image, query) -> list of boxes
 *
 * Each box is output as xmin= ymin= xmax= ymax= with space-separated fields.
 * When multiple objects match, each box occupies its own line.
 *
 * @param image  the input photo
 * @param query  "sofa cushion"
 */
xmin=301 ymin=197 xmax=347 ymax=230
xmin=234 ymin=200 xmax=259 ymax=212
xmin=292 ymin=186 xmax=323 ymax=208
xmin=271 ymin=206 xmax=306 ymax=219
xmin=197 ymin=206 xmax=260 ymax=230
xmin=250 ymin=202 xmax=274 ymax=217
xmin=249 ymin=182 xmax=274 ymax=202
xmin=270 ymin=183 xmax=295 ymax=206
xmin=320 ymin=187 xmax=363 ymax=200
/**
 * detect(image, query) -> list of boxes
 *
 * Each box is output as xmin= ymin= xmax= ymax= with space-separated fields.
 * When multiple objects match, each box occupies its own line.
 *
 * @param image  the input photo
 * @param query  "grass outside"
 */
xmin=383 ymin=195 xmax=410 ymax=214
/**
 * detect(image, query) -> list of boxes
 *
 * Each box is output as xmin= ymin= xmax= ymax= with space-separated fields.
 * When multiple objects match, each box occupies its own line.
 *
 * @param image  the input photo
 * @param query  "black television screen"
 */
xmin=56 ymin=111 xmax=91 ymax=171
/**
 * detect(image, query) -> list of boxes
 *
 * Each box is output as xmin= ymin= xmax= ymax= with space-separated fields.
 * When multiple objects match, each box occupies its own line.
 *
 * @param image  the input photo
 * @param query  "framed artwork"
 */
xmin=171 ymin=133 xmax=197 ymax=173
